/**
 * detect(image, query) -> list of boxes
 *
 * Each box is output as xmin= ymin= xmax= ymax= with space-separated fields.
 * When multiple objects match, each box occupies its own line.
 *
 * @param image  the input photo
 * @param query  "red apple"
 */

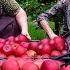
xmin=7 ymin=36 xmax=15 ymax=42
xmin=20 ymin=42 xmax=30 ymax=49
xmin=16 ymin=57 xmax=25 ymax=70
xmin=41 ymin=54 xmax=50 ymax=59
xmin=2 ymin=58 xmax=19 ymax=70
xmin=15 ymin=34 xmax=29 ymax=43
xmin=0 ymin=38 xmax=5 ymax=43
xmin=0 ymin=42 xmax=4 ymax=51
xmin=14 ymin=46 xmax=27 ymax=57
xmin=26 ymin=50 xmax=37 ymax=57
xmin=51 ymin=50 xmax=61 ymax=57
xmin=36 ymin=43 xmax=52 ymax=55
xmin=40 ymin=38 xmax=50 ymax=45
xmin=29 ymin=42 xmax=39 ymax=51
xmin=49 ymin=39 xmax=55 ymax=49
xmin=41 ymin=59 xmax=60 ymax=70
xmin=2 ymin=44 xmax=13 ymax=56
xmin=34 ymin=59 xmax=44 ymax=69
xmin=22 ymin=62 xmax=39 ymax=70
xmin=41 ymin=44 xmax=52 ymax=55
xmin=53 ymin=36 xmax=65 ymax=51
xmin=11 ymin=43 xmax=19 ymax=51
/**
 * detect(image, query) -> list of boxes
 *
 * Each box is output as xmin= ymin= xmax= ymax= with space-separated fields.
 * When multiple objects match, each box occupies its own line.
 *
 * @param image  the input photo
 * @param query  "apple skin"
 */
xmin=53 ymin=36 xmax=65 ymax=51
xmin=41 ymin=59 xmax=60 ymax=70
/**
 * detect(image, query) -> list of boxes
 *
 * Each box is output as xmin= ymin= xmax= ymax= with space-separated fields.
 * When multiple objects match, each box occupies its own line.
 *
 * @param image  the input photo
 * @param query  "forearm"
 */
xmin=40 ymin=20 xmax=56 ymax=39
xmin=16 ymin=8 xmax=28 ymax=33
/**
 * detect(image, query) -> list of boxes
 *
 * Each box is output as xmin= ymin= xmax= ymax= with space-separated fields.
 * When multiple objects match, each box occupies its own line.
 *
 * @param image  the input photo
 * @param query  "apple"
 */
xmin=14 ymin=46 xmax=27 ymax=57
xmin=26 ymin=50 xmax=37 ymax=57
xmin=49 ymin=39 xmax=55 ymax=50
xmin=29 ymin=42 xmax=39 ymax=51
xmin=0 ymin=38 xmax=5 ymax=43
xmin=0 ymin=42 xmax=4 ymax=51
xmin=36 ymin=43 xmax=52 ymax=55
xmin=41 ymin=59 xmax=60 ymax=70
xmin=22 ymin=62 xmax=39 ymax=70
xmin=53 ymin=36 xmax=65 ymax=51
xmin=7 ymin=36 xmax=15 ymax=42
xmin=2 ymin=44 xmax=13 ymax=56
xmin=34 ymin=59 xmax=44 ymax=69
xmin=51 ymin=50 xmax=61 ymax=57
xmin=40 ymin=38 xmax=50 ymax=45
xmin=20 ymin=42 xmax=30 ymax=49
xmin=2 ymin=58 xmax=19 ymax=70
xmin=15 ymin=34 xmax=29 ymax=43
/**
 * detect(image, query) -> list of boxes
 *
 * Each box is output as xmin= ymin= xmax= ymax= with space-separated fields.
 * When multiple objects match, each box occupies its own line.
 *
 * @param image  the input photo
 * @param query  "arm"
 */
xmin=16 ymin=8 xmax=31 ymax=39
xmin=37 ymin=0 xmax=66 ymax=39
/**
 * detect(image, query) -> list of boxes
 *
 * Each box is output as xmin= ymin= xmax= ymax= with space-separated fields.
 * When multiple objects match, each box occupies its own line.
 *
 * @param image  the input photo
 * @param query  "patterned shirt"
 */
xmin=0 ymin=0 xmax=20 ymax=16
xmin=37 ymin=0 xmax=70 ymax=34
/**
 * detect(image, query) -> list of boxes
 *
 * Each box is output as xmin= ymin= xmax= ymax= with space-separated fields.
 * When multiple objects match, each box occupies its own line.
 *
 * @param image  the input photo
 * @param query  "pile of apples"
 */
xmin=0 ymin=34 xmax=69 ymax=70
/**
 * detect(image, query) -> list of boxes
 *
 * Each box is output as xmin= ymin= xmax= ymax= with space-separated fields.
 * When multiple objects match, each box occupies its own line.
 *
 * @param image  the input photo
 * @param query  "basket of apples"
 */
xmin=0 ymin=34 xmax=69 ymax=70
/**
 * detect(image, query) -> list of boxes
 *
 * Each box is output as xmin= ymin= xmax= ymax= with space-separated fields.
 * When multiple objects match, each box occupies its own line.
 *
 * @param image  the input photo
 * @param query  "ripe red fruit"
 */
xmin=41 ymin=54 xmax=50 ymax=59
xmin=41 ymin=44 xmax=52 ymax=55
xmin=8 ymin=55 xmax=16 ymax=60
xmin=41 ymin=59 xmax=60 ymax=70
xmin=2 ymin=44 xmax=13 ymax=56
xmin=51 ymin=50 xmax=61 ymax=57
xmin=7 ymin=36 xmax=15 ymax=42
xmin=15 ymin=34 xmax=29 ymax=43
xmin=26 ymin=50 xmax=37 ymax=57
xmin=5 ymin=41 xmax=10 ymax=45
xmin=36 ymin=43 xmax=52 ymax=55
xmin=40 ymin=38 xmax=50 ymax=45
xmin=53 ymin=36 xmax=65 ymax=51
xmin=0 ymin=42 xmax=4 ymax=51
xmin=11 ymin=43 xmax=19 ymax=51
xmin=29 ymin=42 xmax=39 ymax=51
xmin=34 ymin=59 xmax=44 ymax=69
xmin=14 ymin=46 xmax=27 ymax=57
xmin=16 ymin=57 xmax=25 ymax=70
xmin=20 ymin=42 xmax=30 ymax=49
xmin=2 ymin=58 xmax=19 ymax=70
xmin=22 ymin=62 xmax=39 ymax=70
xmin=49 ymin=39 xmax=55 ymax=49
xmin=0 ymin=38 xmax=5 ymax=43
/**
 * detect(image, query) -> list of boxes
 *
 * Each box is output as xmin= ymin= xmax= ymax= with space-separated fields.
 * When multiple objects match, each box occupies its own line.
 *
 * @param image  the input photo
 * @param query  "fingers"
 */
xmin=21 ymin=31 xmax=31 ymax=40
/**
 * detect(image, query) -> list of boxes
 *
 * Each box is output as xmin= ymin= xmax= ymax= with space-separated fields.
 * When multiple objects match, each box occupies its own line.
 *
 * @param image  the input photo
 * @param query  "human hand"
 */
xmin=21 ymin=31 xmax=31 ymax=40
xmin=49 ymin=33 xmax=58 ymax=39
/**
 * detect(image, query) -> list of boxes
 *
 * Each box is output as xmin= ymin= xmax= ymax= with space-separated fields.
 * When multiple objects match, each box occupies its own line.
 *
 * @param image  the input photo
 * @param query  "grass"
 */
xmin=28 ymin=18 xmax=55 ymax=40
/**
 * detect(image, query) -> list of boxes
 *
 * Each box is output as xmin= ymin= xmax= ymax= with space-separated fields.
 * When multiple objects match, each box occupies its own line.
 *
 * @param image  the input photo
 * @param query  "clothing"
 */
xmin=0 ymin=0 xmax=20 ymax=16
xmin=37 ymin=0 xmax=70 ymax=34
xmin=0 ymin=16 xmax=21 ymax=38
xmin=0 ymin=0 xmax=21 ymax=38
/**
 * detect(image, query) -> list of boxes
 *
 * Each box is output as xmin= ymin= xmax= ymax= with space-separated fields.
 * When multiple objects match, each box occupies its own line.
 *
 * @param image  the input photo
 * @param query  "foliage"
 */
xmin=16 ymin=0 xmax=56 ymax=20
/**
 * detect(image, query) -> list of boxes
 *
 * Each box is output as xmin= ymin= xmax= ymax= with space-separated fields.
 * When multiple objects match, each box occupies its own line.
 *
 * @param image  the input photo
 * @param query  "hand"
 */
xmin=21 ymin=31 xmax=31 ymax=40
xmin=50 ymin=33 xmax=58 ymax=39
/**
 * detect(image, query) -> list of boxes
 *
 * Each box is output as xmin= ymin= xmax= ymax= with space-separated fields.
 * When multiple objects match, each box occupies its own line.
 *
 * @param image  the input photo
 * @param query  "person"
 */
xmin=37 ymin=0 xmax=70 ymax=48
xmin=0 ymin=0 xmax=31 ymax=39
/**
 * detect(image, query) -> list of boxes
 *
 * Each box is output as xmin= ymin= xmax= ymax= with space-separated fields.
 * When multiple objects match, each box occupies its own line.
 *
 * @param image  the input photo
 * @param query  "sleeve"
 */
xmin=37 ymin=0 xmax=66 ymax=22
xmin=0 ymin=0 xmax=21 ymax=16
